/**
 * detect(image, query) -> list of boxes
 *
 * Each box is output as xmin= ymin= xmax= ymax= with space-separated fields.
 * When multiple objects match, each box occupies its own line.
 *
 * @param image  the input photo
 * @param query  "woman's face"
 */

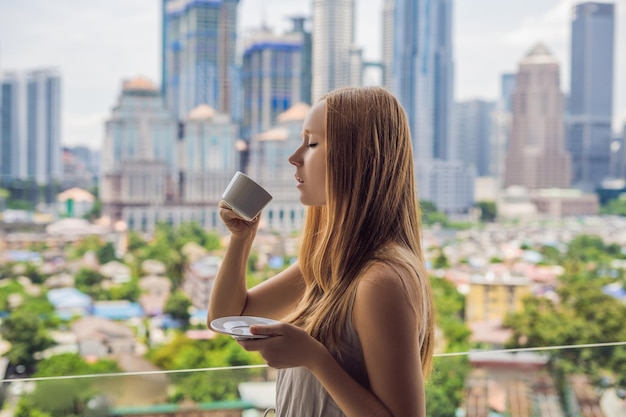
xmin=288 ymin=100 xmax=327 ymax=206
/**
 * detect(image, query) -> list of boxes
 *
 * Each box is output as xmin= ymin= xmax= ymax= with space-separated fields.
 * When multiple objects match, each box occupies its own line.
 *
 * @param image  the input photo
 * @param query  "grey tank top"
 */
xmin=275 ymin=320 xmax=369 ymax=417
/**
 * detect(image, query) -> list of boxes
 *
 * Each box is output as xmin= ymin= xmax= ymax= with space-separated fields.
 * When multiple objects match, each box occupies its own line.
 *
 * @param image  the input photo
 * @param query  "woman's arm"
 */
xmin=242 ymin=263 xmax=426 ymax=417
xmin=208 ymin=201 xmax=305 ymax=323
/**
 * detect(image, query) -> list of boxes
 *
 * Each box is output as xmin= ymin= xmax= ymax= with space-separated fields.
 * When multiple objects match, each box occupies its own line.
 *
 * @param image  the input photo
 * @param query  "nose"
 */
xmin=288 ymin=147 xmax=303 ymax=167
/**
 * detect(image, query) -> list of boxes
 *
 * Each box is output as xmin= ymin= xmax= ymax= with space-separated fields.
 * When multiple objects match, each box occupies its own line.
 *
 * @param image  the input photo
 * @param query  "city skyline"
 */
xmin=0 ymin=0 xmax=625 ymax=149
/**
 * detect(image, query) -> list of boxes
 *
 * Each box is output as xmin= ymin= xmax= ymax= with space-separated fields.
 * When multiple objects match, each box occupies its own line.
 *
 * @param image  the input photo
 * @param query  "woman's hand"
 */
xmin=237 ymin=322 xmax=328 ymax=370
xmin=218 ymin=200 xmax=260 ymax=238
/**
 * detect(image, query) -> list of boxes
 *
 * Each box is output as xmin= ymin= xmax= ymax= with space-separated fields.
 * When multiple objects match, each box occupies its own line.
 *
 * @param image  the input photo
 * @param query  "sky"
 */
xmin=0 ymin=0 xmax=624 ymax=149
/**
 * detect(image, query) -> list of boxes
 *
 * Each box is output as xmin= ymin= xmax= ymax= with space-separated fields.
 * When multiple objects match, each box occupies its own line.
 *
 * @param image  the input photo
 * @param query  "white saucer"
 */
xmin=210 ymin=316 xmax=280 ymax=340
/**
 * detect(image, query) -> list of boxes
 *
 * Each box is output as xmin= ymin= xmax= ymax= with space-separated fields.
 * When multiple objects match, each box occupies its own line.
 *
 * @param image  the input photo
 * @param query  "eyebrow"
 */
xmin=301 ymin=128 xmax=322 ymax=137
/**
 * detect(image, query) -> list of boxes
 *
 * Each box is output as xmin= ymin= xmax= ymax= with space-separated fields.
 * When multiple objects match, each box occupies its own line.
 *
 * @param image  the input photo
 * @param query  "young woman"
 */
xmin=208 ymin=86 xmax=435 ymax=417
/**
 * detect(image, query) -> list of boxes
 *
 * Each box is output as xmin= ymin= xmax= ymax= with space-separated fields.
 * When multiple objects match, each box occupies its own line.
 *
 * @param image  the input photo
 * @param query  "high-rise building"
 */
xmin=241 ymin=28 xmax=304 ymax=144
xmin=161 ymin=0 xmax=240 ymax=120
xmin=504 ymin=44 xmax=571 ymax=190
xmin=101 ymin=77 xmax=179 ymax=221
xmin=102 ymin=77 xmax=237 ymax=233
xmin=290 ymin=16 xmax=313 ymax=105
xmin=500 ymin=73 xmax=517 ymax=112
xmin=311 ymin=0 xmax=357 ymax=101
xmin=490 ymin=74 xmax=517 ymax=190
xmin=0 ymin=69 xmax=61 ymax=196
xmin=381 ymin=0 xmax=395 ymax=91
xmin=181 ymin=104 xmax=237 ymax=204
xmin=248 ymin=103 xmax=310 ymax=232
xmin=390 ymin=0 xmax=471 ymax=214
xmin=567 ymin=1 xmax=615 ymax=190
xmin=452 ymin=100 xmax=495 ymax=177
xmin=392 ymin=0 xmax=454 ymax=162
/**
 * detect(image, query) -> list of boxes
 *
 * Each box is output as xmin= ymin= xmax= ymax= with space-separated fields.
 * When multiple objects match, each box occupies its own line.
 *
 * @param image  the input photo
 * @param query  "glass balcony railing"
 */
xmin=2 ymin=341 xmax=625 ymax=417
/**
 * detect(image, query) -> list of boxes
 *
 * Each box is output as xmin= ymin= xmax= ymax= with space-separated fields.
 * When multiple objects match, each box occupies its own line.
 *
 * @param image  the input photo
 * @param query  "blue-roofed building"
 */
xmin=603 ymin=283 xmax=626 ymax=302
xmin=47 ymin=288 xmax=92 ymax=320
xmin=92 ymin=300 xmax=143 ymax=321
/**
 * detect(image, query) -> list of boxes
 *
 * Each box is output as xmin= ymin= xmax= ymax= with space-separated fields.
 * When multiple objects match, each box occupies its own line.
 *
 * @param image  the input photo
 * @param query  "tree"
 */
xmin=601 ymin=196 xmax=626 ymax=217
xmin=425 ymin=277 xmax=471 ymax=417
xmin=164 ymin=291 xmax=192 ymax=327
xmin=504 ymin=277 xmax=626 ymax=376
xmin=74 ymin=268 xmax=106 ymax=297
xmin=0 ymin=310 xmax=55 ymax=370
xmin=96 ymin=242 xmax=116 ymax=264
xmin=420 ymin=201 xmax=449 ymax=227
xmin=147 ymin=333 xmax=264 ymax=403
xmin=17 ymin=353 xmax=120 ymax=417
xmin=476 ymin=201 xmax=497 ymax=222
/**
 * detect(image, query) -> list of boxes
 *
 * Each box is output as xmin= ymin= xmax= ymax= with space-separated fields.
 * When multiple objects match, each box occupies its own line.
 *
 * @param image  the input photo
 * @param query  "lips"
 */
xmin=295 ymin=175 xmax=304 ymax=184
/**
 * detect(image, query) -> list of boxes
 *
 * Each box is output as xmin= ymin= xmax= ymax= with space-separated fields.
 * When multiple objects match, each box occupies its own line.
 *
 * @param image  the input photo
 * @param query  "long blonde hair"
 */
xmin=287 ymin=86 xmax=434 ymax=377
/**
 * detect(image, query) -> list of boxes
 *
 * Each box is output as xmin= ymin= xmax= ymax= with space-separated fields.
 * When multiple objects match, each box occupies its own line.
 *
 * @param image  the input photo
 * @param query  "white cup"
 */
xmin=222 ymin=171 xmax=273 ymax=221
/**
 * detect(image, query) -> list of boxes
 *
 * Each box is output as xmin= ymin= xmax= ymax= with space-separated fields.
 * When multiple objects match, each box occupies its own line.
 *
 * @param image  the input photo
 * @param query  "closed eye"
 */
xmin=307 ymin=143 xmax=318 ymax=148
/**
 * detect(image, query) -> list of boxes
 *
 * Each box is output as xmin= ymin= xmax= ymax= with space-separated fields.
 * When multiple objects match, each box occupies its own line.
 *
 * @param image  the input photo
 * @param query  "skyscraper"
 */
xmin=101 ymin=77 xmax=179 ymax=221
xmin=381 ymin=0 xmax=395 ymax=91
xmin=0 ymin=69 xmax=61 ymax=191
xmin=452 ymin=100 xmax=495 ymax=177
xmin=504 ymin=44 xmax=571 ymax=190
xmin=241 ymin=28 xmax=304 ymax=144
xmin=161 ymin=0 xmax=240 ymax=120
xmin=392 ymin=0 xmax=454 ymax=162
xmin=311 ymin=0 xmax=357 ymax=101
xmin=568 ymin=1 xmax=615 ymax=190
xmin=390 ymin=0 xmax=472 ymax=213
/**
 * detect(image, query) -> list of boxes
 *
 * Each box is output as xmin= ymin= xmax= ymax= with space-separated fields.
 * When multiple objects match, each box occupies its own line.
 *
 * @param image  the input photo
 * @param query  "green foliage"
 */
xmin=74 ymin=268 xmax=106 ymax=297
xmin=476 ymin=201 xmax=497 ymax=222
xmin=7 ymin=199 xmax=34 ymax=211
xmin=96 ymin=242 xmax=117 ymax=264
xmin=432 ymin=249 xmax=450 ymax=269
xmin=601 ymin=196 xmax=626 ymax=216
xmin=426 ymin=277 xmax=471 ymax=416
xmin=0 ymin=310 xmax=55 ymax=369
xmin=430 ymin=277 xmax=470 ymax=352
xmin=538 ymin=245 xmax=562 ymax=265
xmin=0 ymin=278 xmax=25 ymax=310
xmin=147 ymin=333 xmax=264 ymax=403
xmin=12 ymin=354 xmax=121 ymax=417
xmin=164 ymin=291 xmax=192 ymax=327
xmin=68 ymin=235 xmax=103 ymax=260
xmin=100 ymin=279 xmax=140 ymax=302
xmin=565 ymin=234 xmax=618 ymax=264
xmin=420 ymin=201 xmax=450 ymax=227
xmin=127 ymin=230 xmax=148 ymax=252
xmin=426 ymin=356 xmax=471 ymax=417
xmin=14 ymin=399 xmax=53 ymax=417
xmin=504 ymin=277 xmax=626 ymax=378
xmin=22 ymin=262 xmax=46 ymax=284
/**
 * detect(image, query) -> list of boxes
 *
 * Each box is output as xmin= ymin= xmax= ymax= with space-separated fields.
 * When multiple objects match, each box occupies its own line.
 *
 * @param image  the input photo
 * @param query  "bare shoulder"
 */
xmin=353 ymin=261 xmax=418 ymax=335
xmin=356 ymin=261 xmax=414 ymax=301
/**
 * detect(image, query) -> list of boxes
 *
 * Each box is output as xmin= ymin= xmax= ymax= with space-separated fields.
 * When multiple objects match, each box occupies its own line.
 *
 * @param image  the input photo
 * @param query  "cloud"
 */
xmin=455 ymin=0 xmax=571 ymax=101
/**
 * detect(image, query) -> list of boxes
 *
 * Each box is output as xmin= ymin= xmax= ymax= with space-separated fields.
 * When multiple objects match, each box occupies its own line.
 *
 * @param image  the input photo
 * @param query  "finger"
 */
xmin=249 ymin=324 xmax=282 ymax=337
xmin=218 ymin=200 xmax=232 ymax=210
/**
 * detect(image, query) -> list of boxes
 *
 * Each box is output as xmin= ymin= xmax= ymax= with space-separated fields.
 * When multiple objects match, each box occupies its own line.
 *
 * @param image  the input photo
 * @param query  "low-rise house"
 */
xmin=44 ymin=273 xmax=75 ymax=289
xmin=183 ymin=256 xmax=220 ymax=310
xmin=139 ymin=275 xmax=171 ymax=316
xmin=71 ymin=316 xmax=135 ymax=359
xmin=57 ymin=187 xmax=95 ymax=218
xmin=141 ymin=259 xmax=167 ymax=276
xmin=100 ymin=260 xmax=132 ymax=285
xmin=47 ymin=287 xmax=92 ymax=320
